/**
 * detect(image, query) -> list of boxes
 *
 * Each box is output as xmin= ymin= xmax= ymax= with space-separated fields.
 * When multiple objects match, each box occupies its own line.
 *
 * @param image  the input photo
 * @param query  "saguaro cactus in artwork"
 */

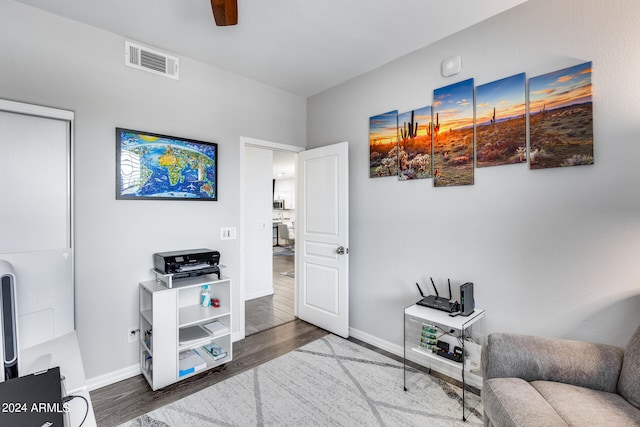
xmin=491 ymin=107 xmax=496 ymax=125
xmin=428 ymin=113 xmax=440 ymax=140
xmin=401 ymin=110 xmax=418 ymax=140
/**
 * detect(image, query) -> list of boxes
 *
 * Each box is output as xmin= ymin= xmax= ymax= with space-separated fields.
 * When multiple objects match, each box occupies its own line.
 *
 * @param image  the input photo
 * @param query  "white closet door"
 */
xmin=0 ymin=103 xmax=74 ymax=349
xmin=0 ymin=111 xmax=70 ymax=253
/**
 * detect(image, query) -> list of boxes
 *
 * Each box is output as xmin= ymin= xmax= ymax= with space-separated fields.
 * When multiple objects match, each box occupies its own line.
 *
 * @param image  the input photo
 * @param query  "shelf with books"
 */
xmin=177 ymin=337 xmax=230 ymax=380
xmin=139 ymin=274 xmax=233 ymax=390
xmin=201 ymin=340 xmax=229 ymax=361
xmin=178 ymin=348 xmax=207 ymax=378
xmin=141 ymin=348 xmax=153 ymax=380
xmin=202 ymin=319 xmax=230 ymax=338
xmin=177 ymin=320 xmax=230 ymax=351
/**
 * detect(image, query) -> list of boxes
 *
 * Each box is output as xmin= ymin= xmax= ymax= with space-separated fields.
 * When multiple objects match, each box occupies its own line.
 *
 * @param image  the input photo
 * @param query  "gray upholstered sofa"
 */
xmin=482 ymin=326 xmax=640 ymax=426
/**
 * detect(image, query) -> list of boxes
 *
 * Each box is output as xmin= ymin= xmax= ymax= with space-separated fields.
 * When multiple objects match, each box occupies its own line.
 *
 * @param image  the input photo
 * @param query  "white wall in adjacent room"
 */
xmin=0 ymin=1 xmax=306 ymax=382
xmin=244 ymin=146 xmax=274 ymax=300
xmin=307 ymin=0 xmax=640 ymax=350
xmin=274 ymin=178 xmax=296 ymax=210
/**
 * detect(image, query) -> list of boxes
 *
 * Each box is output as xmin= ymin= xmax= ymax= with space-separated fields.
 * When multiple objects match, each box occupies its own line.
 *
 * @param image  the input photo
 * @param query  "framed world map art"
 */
xmin=116 ymin=128 xmax=218 ymax=201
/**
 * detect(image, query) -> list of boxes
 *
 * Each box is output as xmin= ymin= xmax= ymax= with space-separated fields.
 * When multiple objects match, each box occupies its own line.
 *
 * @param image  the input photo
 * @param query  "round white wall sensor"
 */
xmin=441 ymin=55 xmax=461 ymax=77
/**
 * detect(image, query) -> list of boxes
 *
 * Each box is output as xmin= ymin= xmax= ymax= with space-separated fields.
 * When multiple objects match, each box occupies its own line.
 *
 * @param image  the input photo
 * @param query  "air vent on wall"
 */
xmin=125 ymin=41 xmax=179 ymax=80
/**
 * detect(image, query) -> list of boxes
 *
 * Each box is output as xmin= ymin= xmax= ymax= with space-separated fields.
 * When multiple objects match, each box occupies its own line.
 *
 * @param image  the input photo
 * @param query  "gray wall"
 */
xmin=1 ymin=1 xmax=306 ymax=380
xmin=307 ymin=0 xmax=640 ymax=350
xmin=4 ymin=0 xmax=640 ymax=386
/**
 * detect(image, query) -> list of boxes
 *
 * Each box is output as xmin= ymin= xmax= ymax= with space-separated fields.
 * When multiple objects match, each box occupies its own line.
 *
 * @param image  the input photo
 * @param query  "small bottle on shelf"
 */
xmin=201 ymin=285 xmax=211 ymax=307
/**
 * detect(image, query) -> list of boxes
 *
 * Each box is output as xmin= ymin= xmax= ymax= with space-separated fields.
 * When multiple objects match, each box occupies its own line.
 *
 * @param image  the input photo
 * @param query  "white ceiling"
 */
xmin=273 ymin=151 xmax=296 ymax=179
xmin=15 ymin=0 xmax=527 ymax=97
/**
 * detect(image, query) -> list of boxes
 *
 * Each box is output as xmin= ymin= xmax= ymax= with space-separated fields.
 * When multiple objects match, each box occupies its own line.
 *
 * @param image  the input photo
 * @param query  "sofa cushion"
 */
xmin=532 ymin=380 xmax=640 ymax=426
xmin=484 ymin=333 xmax=624 ymax=393
xmin=483 ymin=378 xmax=567 ymax=427
xmin=618 ymin=325 xmax=640 ymax=409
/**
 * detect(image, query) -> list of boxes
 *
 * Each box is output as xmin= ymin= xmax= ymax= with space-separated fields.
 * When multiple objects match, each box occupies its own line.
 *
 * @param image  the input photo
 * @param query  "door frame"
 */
xmin=238 ymin=136 xmax=304 ymax=339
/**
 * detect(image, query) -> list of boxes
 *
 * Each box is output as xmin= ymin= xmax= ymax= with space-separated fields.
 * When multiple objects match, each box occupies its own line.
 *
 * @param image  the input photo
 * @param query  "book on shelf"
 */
xmin=179 ymin=349 xmax=207 ymax=377
xmin=179 ymin=325 xmax=209 ymax=344
xmin=142 ymin=350 xmax=152 ymax=374
xmin=202 ymin=342 xmax=227 ymax=360
xmin=202 ymin=320 xmax=229 ymax=337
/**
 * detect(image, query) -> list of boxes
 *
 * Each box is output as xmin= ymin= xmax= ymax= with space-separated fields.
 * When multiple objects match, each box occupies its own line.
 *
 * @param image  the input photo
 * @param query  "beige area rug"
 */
xmin=120 ymin=335 xmax=483 ymax=426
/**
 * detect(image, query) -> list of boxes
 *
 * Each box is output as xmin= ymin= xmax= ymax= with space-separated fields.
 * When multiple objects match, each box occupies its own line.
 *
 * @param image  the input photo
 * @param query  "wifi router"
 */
xmin=415 ymin=278 xmax=458 ymax=313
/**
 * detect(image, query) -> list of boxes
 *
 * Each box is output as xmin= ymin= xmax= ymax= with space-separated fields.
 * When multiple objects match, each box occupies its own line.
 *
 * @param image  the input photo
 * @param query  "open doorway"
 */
xmin=240 ymin=138 xmax=350 ymax=339
xmin=242 ymin=141 xmax=300 ymax=337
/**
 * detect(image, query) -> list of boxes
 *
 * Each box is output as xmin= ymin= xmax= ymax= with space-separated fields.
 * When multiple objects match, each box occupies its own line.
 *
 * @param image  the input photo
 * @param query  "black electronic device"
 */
xmin=460 ymin=282 xmax=475 ymax=316
xmin=436 ymin=340 xmax=449 ymax=352
xmin=154 ymin=249 xmax=221 ymax=280
xmin=436 ymin=346 xmax=463 ymax=363
xmin=415 ymin=278 xmax=458 ymax=313
xmin=0 ymin=367 xmax=64 ymax=426
xmin=0 ymin=262 xmax=18 ymax=381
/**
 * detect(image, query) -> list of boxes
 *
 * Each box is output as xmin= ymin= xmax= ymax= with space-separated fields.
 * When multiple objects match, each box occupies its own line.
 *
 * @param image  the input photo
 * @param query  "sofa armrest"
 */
xmin=482 ymin=333 xmax=624 ymax=393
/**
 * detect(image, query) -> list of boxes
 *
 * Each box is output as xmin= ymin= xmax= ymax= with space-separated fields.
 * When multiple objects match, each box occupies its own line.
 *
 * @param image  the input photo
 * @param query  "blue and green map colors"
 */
xmin=118 ymin=129 xmax=217 ymax=200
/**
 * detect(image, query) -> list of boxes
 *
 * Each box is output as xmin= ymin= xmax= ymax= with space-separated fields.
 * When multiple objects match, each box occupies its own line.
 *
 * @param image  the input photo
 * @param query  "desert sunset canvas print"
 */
xmin=432 ymin=78 xmax=475 ymax=187
xmin=476 ymin=73 xmax=526 ymax=167
xmin=398 ymin=105 xmax=433 ymax=180
xmin=369 ymin=110 xmax=399 ymax=177
xmin=529 ymin=61 xmax=593 ymax=169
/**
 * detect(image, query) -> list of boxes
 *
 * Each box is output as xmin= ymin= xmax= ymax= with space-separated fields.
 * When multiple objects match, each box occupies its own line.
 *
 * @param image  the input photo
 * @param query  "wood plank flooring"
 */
xmin=245 ymin=251 xmax=295 ymax=336
xmin=90 ymin=319 xmax=328 ymax=427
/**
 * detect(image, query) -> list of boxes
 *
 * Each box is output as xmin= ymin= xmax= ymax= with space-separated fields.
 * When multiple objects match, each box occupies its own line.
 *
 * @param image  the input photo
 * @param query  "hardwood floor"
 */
xmin=245 ymin=250 xmax=295 ymax=336
xmin=90 ymin=298 xmax=476 ymax=426
xmin=90 ymin=319 xmax=328 ymax=427
xmin=91 ymin=250 xmax=308 ymax=425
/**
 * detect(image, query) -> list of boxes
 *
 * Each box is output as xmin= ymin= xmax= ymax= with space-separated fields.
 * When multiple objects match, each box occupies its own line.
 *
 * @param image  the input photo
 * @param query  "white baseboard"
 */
xmin=86 ymin=363 xmax=141 ymax=391
xmin=349 ymin=327 xmax=404 ymax=357
xmin=348 ymin=326 xmax=482 ymax=389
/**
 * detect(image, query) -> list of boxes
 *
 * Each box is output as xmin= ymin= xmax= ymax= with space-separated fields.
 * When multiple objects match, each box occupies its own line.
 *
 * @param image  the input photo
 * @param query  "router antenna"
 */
xmin=447 ymin=279 xmax=452 ymax=300
xmin=430 ymin=277 xmax=439 ymax=297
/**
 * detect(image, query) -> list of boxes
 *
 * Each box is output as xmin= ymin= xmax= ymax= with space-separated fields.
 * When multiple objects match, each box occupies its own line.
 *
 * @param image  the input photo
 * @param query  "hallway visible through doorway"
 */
xmin=242 ymin=141 xmax=300 ymax=338
xmin=245 ymin=251 xmax=295 ymax=335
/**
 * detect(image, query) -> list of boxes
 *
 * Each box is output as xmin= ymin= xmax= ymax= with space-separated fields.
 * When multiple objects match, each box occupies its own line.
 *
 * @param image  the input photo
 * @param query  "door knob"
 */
xmin=336 ymin=246 xmax=348 ymax=255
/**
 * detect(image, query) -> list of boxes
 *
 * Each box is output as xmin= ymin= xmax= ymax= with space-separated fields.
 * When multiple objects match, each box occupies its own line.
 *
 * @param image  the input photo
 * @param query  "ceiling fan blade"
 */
xmin=211 ymin=0 xmax=238 ymax=26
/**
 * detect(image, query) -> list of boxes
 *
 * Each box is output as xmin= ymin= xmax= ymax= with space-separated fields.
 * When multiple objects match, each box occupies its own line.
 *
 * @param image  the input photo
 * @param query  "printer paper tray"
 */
xmin=151 ymin=268 xmax=220 ymax=288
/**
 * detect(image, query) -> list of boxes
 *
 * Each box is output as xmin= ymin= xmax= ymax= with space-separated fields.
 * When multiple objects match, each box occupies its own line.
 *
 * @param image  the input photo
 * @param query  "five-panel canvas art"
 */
xmin=369 ymin=61 xmax=594 ymax=186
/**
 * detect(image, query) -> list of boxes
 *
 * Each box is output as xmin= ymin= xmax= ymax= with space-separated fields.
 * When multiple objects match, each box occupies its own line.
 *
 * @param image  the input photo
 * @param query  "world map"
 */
xmin=118 ymin=131 xmax=217 ymax=200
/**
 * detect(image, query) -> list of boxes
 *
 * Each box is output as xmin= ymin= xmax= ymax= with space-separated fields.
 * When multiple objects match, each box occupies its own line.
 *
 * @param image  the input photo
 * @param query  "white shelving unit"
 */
xmin=139 ymin=274 xmax=232 ymax=390
xmin=403 ymin=304 xmax=485 ymax=422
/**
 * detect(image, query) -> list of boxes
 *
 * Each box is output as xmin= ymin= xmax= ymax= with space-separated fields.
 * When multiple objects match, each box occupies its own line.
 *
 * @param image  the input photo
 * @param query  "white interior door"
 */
xmin=296 ymin=142 xmax=349 ymax=337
